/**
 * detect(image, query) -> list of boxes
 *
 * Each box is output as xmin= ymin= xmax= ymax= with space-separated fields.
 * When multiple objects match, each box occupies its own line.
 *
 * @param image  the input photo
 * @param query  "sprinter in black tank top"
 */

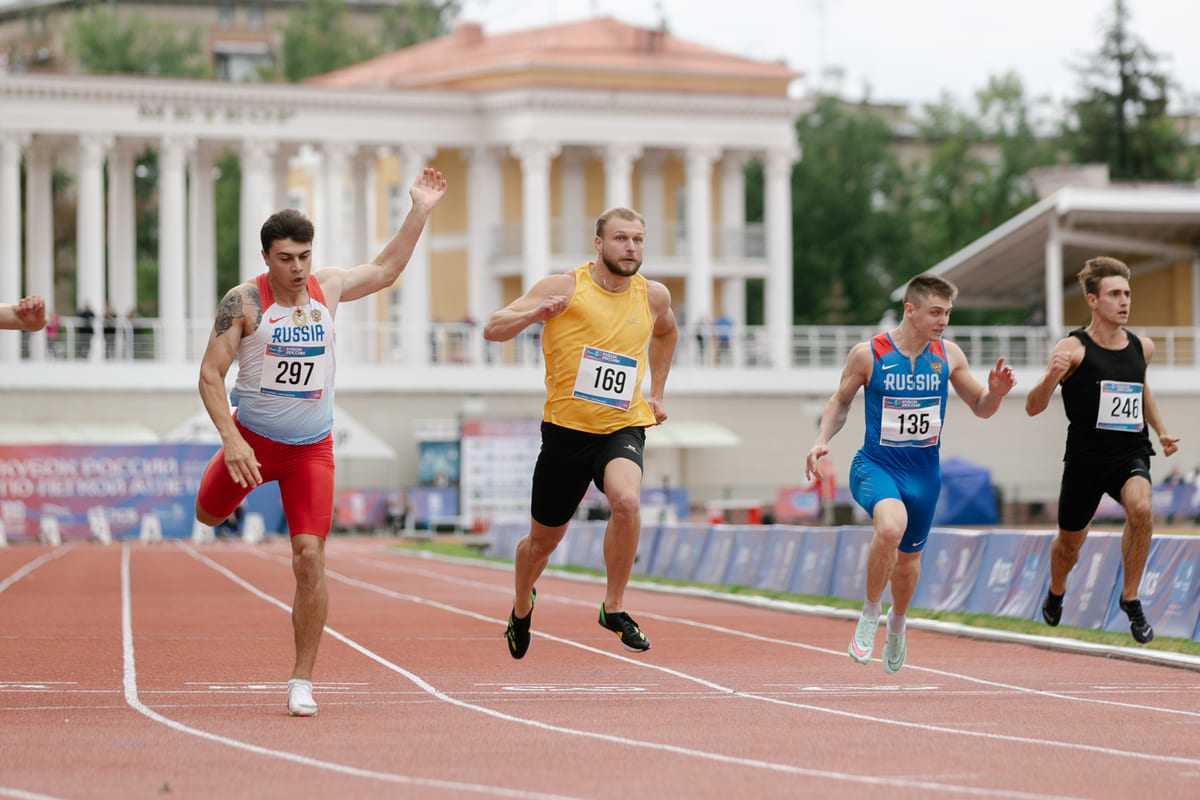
xmin=1025 ymin=257 xmax=1179 ymax=644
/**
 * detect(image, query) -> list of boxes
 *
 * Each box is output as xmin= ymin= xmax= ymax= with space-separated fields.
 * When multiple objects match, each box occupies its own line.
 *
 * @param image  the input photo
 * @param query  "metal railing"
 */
xmin=16 ymin=319 xmax=1200 ymax=371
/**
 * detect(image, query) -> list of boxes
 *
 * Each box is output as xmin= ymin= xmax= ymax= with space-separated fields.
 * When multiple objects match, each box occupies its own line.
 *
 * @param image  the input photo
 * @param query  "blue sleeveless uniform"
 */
xmin=849 ymin=332 xmax=949 ymax=553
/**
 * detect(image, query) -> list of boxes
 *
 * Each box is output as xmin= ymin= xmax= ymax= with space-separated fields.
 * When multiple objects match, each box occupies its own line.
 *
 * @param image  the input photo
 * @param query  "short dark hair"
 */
xmin=1077 ymin=256 xmax=1130 ymax=296
xmin=595 ymin=207 xmax=646 ymax=238
xmin=260 ymin=209 xmax=314 ymax=253
xmin=903 ymin=274 xmax=958 ymax=307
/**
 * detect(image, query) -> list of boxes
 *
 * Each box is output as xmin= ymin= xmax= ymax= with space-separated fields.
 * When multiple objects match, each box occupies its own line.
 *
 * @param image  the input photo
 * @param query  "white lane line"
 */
xmin=0 ymin=789 xmax=73 ymax=800
xmin=187 ymin=546 xmax=1103 ymax=798
xmin=120 ymin=544 xmax=585 ymax=800
xmin=358 ymin=553 xmax=1200 ymax=719
xmin=0 ymin=547 xmax=72 ymax=594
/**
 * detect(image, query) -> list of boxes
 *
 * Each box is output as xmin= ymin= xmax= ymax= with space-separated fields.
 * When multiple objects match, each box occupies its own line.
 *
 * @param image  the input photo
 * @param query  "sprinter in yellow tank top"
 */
xmin=483 ymin=207 xmax=678 ymax=658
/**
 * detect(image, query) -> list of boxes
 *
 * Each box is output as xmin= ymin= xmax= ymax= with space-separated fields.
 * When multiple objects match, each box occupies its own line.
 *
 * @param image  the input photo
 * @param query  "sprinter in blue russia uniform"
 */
xmin=806 ymin=275 xmax=1016 ymax=674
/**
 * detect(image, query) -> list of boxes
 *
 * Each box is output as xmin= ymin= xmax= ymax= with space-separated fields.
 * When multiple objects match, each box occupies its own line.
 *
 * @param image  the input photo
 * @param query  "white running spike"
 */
xmin=242 ymin=512 xmax=266 ymax=544
xmin=0 ymin=519 xmax=7 ymax=547
xmin=191 ymin=519 xmax=215 ymax=544
xmin=138 ymin=513 xmax=163 ymax=544
xmin=39 ymin=516 xmax=62 ymax=546
xmin=88 ymin=507 xmax=113 ymax=545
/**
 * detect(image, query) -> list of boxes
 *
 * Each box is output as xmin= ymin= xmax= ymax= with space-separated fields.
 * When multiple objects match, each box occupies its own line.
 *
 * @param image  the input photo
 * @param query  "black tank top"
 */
xmin=1060 ymin=328 xmax=1153 ymax=462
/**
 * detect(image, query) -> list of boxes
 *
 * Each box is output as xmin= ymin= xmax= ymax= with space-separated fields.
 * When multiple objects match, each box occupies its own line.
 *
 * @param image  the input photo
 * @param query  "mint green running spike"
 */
xmin=882 ymin=629 xmax=906 ymax=674
xmin=848 ymin=613 xmax=880 ymax=664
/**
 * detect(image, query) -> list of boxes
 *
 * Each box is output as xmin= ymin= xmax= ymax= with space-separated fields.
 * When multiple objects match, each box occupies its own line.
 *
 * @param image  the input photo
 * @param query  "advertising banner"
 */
xmin=756 ymin=526 xmax=807 ymax=591
xmin=1059 ymin=532 xmax=1122 ymax=629
xmin=0 ymin=443 xmax=219 ymax=540
xmin=966 ymin=530 xmax=1053 ymax=617
xmin=910 ymin=529 xmax=988 ymax=612
xmin=1107 ymin=536 xmax=1200 ymax=639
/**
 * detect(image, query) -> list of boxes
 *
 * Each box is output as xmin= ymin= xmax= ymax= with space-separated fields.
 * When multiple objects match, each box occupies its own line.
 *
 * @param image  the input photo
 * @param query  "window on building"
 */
xmin=218 ymin=5 xmax=234 ymax=28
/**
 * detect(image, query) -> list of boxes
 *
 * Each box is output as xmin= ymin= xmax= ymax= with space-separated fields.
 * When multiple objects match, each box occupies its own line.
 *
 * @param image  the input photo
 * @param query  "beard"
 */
xmin=600 ymin=250 xmax=642 ymax=277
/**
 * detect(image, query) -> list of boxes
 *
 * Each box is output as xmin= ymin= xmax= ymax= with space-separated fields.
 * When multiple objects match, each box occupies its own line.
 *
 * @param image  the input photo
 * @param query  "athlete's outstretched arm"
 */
xmin=321 ymin=168 xmax=447 ymax=305
xmin=1024 ymin=336 xmax=1082 ymax=416
xmin=806 ymin=342 xmax=871 ymax=482
xmin=198 ymin=283 xmax=263 ymax=488
xmin=482 ymin=273 xmax=574 ymax=342
xmin=948 ymin=342 xmax=1016 ymax=419
xmin=1139 ymin=334 xmax=1180 ymax=457
xmin=0 ymin=295 xmax=46 ymax=331
xmin=644 ymin=281 xmax=677 ymax=424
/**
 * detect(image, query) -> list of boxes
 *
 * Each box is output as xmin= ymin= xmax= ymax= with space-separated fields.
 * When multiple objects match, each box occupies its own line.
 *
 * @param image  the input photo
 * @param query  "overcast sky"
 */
xmin=458 ymin=0 xmax=1200 ymax=110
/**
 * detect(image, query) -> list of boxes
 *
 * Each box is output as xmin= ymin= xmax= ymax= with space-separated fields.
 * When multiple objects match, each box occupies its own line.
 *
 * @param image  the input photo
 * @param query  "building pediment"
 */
xmin=308 ymin=16 xmax=800 ymax=97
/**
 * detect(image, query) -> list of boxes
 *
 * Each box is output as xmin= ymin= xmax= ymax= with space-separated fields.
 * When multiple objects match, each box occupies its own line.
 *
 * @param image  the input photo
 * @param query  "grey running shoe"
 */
xmin=848 ymin=613 xmax=880 ymax=664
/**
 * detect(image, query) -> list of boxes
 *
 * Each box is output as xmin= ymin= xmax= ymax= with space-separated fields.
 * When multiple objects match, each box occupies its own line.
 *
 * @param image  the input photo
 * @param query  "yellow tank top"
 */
xmin=542 ymin=264 xmax=657 ymax=433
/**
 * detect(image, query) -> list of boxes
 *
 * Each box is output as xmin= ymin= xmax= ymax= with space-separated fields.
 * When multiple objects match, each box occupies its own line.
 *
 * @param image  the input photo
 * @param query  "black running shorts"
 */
xmin=529 ymin=422 xmax=646 ymax=527
xmin=1057 ymin=454 xmax=1151 ymax=531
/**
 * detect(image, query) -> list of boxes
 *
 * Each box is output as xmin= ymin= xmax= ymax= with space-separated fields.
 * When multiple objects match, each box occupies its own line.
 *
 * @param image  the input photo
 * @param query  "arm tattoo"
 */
xmin=213 ymin=285 xmax=263 ymax=338
xmin=213 ymin=289 xmax=242 ymax=338
xmin=246 ymin=286 xmax=262 ymax=328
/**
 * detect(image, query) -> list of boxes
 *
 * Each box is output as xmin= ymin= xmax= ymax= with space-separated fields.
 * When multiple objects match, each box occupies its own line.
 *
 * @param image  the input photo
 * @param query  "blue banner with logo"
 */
xmin=1105 ymin=536 xmax=1200 ymax=639
xmin=967 ymin=530 xmax=1053 ymax=617
xmin=787 ymin=527 xmax=840 ymax=597
xmin=828 ymin=526 xmax=876 ymax=601
xmin=694 ymin=527 xmax=738 ymax=585
xmin=723 ymin=526 xmax=772 ymax=586
xmin=910 ymin=529 xmax=988 ymax=612
xmin=1057 ymin=532 xmax=1122 ymax=629
xmin=754 ymin=526 xmax=805 ymax=591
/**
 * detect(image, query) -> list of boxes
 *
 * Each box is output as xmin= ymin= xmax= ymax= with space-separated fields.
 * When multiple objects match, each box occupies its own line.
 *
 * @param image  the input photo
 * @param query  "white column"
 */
xmin=77 ymin=132 xmax=110 ymax=362
xmin=106 ymin=144 xmax=137 ymax=324
xmin=719 ymin=152 xmax=748 ymax=261
xmin=157 ymin=135 xmax=191 ymax=362
xmin=1192 ymin=256 xmax=1200 ymax=365
xmin=719 ymin=152 xmax=749 ymax=353
xmin=273 ymin=146 xmax=293 ymax=212
xmin=350 ymin=149 xmax=377 ymax=362
xmin=684 ymin=145 xmax=718 ymax=326
xmin=603 ymin=142 xmax=641 ymax=211
xmin=398 ymin=144 xmax=437 ymax=366
xmin=1044 ymin=215 xmax=1063 ymax=343
xmin=465 ymin=145 xmax=502 ymax=363
xmin=513 ymin=139 xmax=560 ymax=292
xmin=320 ymin=141 xmax=352 ymax=268
xmin=638 ymin=151 xmax=665 ymax=258
xmin=764 ymin=146 xmax=796 ymax=369
xmin=0 ymin=131 xmax=27 ymax=361
xmin=25 ymin=141 xmax=54 ymax=361
xmin=188 ymin=146 xmax=217 ymax=334
xmin=239 ymin=138 xmax=277 ymax=282
xmin=559 ymin=148 xmax=588 ymax=259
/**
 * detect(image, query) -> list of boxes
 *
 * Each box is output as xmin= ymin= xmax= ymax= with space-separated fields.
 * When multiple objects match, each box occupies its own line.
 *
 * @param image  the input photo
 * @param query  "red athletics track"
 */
xmin=2 ymin=537 xmax=1199 ymax=800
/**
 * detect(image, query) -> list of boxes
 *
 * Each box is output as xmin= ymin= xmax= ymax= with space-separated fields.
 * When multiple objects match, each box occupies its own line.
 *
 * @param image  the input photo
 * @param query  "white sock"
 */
xmin=288 ymin=678 xmax=312 ymax=692
xmin=888 ymin=610 xmax=907 ymax=634
xmin=862 ymin=599 xmax=882 ymax=619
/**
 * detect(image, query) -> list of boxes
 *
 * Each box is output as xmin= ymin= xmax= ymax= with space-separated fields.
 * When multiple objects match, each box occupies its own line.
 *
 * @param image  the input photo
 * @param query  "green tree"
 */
xmin=904 ymin=76 xmax=1061 ymax=324
xmin=67 ymin=7 xmax=210 ymax=77
xmin=377 ymin=0 xmax=462 ymax=52
xmin=1062 ymin=0 xmax=1192 ymax=181
xmin=911 ymin=74 xmax=1058 ymax=270
xmin=269 ymin=0 xmax=459 ymax=82
xmin=786 ymin=97 xmax=918 ymax=324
